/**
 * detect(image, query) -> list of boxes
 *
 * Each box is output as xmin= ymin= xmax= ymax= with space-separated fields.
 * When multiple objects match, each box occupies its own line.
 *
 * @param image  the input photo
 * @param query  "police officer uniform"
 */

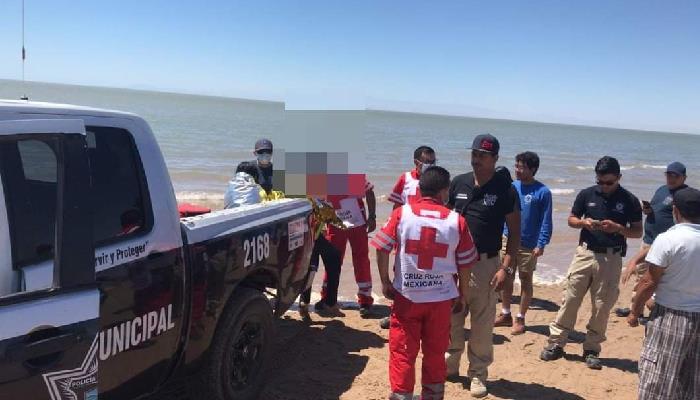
xmin=545 ymin=184 xmax=642 ymax=358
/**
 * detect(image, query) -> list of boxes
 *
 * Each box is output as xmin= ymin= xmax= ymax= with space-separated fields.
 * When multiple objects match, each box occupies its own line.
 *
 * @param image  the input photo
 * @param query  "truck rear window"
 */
xmin=86 ymin=126 xmax=152 ymax=245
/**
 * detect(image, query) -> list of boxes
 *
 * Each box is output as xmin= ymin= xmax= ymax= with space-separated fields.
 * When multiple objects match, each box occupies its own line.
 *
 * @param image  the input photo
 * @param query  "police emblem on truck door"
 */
xmin=43 ymin=337 xmax=99 ymax=400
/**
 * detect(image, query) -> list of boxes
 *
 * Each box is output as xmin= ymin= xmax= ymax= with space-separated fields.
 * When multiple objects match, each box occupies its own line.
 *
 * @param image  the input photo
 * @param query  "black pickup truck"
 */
xmin=0 ymin=100 xmax=314 ymax=400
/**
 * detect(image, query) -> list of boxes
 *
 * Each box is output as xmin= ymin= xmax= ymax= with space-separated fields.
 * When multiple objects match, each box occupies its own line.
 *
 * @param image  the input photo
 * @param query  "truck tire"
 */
xmin=191 ymin=287 xmax=274 ymax=400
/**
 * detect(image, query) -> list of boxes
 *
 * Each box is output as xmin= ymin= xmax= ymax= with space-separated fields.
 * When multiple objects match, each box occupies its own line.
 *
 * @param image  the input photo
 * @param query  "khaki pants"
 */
xmin=548 ymin=246 xmax=622 ymax=353
xmin=446 ymin=255 xmax=500 ymax=380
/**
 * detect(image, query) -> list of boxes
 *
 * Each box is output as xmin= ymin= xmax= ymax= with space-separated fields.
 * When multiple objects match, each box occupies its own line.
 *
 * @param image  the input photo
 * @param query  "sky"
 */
xmin=0 ymin=1 xmax=698 ymax=133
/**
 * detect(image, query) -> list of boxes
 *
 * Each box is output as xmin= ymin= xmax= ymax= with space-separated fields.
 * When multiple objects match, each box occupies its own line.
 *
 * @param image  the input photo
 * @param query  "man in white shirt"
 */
xmin=628 ymin=186 xmax=700 ymax=400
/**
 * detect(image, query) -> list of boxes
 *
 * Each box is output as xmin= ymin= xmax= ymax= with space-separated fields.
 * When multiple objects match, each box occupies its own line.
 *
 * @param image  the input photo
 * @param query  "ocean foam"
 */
xmin=176 ymin=191 xmax=224 ymax=201
xmin=642 ymin=164 xmax=666 ymax=169
xmin=551 ymin=188 xmax=575 ymax=195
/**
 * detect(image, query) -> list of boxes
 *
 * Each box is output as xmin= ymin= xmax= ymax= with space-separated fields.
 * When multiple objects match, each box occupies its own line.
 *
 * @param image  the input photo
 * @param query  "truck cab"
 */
xmin=0 ymin=101 xmax=314 ymax=400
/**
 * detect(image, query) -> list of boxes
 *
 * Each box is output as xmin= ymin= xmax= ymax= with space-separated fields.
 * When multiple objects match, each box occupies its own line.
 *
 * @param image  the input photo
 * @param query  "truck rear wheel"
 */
xmin=192 ymin=288 xmax=274 ymax=400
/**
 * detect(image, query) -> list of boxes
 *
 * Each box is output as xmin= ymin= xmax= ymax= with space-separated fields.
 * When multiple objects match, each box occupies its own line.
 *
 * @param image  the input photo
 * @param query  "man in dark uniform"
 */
xmin=252 ymin=138 xmax=274 ymax=194
xmin=540 ymin=156 xmax=642 ymax=369
xmin=445 ymin=134 xmax=520 ymax=398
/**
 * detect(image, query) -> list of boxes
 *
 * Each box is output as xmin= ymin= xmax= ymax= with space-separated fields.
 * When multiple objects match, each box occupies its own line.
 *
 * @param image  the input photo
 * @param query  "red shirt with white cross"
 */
xmin=371 ymin=197 xmax=477 ymax=303
xmin=388 ymin=170 xmax=423 ymax=206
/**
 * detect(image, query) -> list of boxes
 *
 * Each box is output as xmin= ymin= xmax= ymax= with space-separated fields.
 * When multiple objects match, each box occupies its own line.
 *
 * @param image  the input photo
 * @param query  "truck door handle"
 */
xmin=4 ymin=332 xmax=79 ymax=363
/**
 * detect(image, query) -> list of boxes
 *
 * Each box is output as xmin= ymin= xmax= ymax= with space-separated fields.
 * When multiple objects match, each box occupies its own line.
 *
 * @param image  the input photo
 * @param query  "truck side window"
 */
xmin=86 ymin=127 xmax=152 ymax=245
xmin=0 ymin=138 xmax=59 ymax=268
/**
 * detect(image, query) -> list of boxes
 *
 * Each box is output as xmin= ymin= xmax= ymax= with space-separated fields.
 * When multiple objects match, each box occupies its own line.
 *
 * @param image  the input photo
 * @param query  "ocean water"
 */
xmin=2 ymin=80 xmax=699 ymax=294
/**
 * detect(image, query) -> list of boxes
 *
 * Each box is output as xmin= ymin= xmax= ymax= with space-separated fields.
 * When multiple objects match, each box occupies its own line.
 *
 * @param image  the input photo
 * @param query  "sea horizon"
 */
xmin=2 ymin=78 xmax=697 ymax=137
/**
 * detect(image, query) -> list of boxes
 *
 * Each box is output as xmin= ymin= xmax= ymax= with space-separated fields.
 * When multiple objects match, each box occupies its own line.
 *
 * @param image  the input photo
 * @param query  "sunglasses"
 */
xmin=256 ymin=149 xmax=272 ymax=155
xmin=596 ymin=179 xmax=618 ymax=186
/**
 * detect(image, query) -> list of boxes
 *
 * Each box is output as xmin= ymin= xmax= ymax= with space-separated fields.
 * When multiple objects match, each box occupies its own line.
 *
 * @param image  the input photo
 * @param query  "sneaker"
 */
xmin=299 ymin=304 xmax=312 ymax=323
xmin=540 ymin=345 xmax=565 ymax=361
xmin=359 ymin=305 xmax=372 ymax=318
xmin=614 ymin=307 xmax=631 ymax=317
xmin=380 ymin=316 xmax=391 ymax=329
xmin=494 ymin=312 xmax=513 ymax=327
xmin=512 ymin=316 xmax=526 ymax=335
xmin=583 ymin=350 xmax=602 ymax=370
xmin=469 ymin=377 xmax=488 ymax=398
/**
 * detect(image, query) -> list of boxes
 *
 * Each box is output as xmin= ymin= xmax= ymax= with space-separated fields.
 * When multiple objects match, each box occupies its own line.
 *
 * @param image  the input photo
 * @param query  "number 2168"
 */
xmin=243 ymin=233 xmax=271 ymax=267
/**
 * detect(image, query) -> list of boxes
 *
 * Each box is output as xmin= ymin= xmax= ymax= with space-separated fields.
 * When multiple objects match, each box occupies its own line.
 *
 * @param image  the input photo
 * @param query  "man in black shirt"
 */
xmin=540 ymin=156 xmax=642 ymax=370
xmin=445 ymin=134 xmax=520 ymax=398
xmin=252 ymin=138 xmax=274 ymax=194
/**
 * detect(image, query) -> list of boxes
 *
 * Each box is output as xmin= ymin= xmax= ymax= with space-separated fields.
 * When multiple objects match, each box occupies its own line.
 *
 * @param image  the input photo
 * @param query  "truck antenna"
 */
xmin=20 ymin=0 xmax=28 ymax=101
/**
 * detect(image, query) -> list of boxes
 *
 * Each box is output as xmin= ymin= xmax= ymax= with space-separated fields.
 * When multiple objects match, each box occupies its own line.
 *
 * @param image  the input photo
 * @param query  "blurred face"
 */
xmin=665 ymin=172 xmax=686 ymax=190
xmin=471 ymin=150 xmax=498 ymax=174
xmin=414 ymin=151 xmax=437 ymax=174
xmin=596 ymin=173 xmax=621 ymax=194
xmin=515 ymin=160 xmax=535 ymax=182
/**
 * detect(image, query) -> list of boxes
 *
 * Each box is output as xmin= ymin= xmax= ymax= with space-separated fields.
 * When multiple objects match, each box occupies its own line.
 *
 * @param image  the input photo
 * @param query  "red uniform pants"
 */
xmin=322 ymin=224 xmax=374 ymax=306
xmin=389 ymin=292 xmax=452 ymax=399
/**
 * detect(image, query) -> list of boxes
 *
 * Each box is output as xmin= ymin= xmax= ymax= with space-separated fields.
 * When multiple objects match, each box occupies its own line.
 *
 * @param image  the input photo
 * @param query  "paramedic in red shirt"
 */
xmin=372 ymin=166 xmax=477 ymax=400
xmin=389 ymin=146 xmax=437 ymax=209
xmin=322 ymin=180 xmax=377 ymax=316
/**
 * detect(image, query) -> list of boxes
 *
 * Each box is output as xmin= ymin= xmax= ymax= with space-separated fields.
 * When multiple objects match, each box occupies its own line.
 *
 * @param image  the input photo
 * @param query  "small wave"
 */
xmin=532 ymin=263 xmax=566 ymax=285
xmin=620 ymin=166 xmax=635 ymax=171
xmin=551 ymin=188 xmax=575 ymax=195
xmin=576 ymin=166 xmax=593 ymax=171
xmin=176 ymin=191 xmax=224 ymax=201
xmin=642 ymin=164 xmax=666 ymax=169
xmin=555 ymin=178 xmax=567 ymax=183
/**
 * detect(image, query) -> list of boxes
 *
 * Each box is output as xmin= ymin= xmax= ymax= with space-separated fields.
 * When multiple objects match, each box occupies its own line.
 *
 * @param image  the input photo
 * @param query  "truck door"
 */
xmin=0 ymin=119 xmax=99 ymax=400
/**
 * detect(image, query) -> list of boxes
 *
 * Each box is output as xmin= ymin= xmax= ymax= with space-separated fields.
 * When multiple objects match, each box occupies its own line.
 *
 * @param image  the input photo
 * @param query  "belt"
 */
xmin=581 ymin=242 xmax=625 ymax=255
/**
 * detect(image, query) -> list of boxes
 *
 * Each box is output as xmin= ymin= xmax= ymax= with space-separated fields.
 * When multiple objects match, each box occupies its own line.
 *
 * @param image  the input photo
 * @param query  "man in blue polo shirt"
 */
xmin=495 ymin=152 xmax=553 ymax=335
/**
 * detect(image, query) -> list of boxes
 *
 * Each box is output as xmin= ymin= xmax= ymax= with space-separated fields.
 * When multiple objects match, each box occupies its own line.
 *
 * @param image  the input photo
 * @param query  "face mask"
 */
xmin=420 ymin=162 xmax=435 ymax=173
xmin=257 ymin=153 xmax=272 ymax=165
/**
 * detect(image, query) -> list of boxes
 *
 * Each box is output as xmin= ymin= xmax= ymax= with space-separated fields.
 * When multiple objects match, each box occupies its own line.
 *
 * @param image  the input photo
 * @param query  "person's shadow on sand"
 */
xmin=509 ymin=295 xmax=561 ymax=312
xmin=526 ymin=325 xmax=586 ymax=343
xmin=486 ymin=379 xmax=586 ymax=400
xmin=260 ymin=317 xmax=385 ymax=400
xmin=562 ymin=353 xmax=639 ymax=373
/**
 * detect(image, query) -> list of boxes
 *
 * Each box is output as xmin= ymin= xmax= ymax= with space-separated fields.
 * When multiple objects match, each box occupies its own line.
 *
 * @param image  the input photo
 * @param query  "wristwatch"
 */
xmin=368 ymin=214 xmax=376 ymax=220
xmin=503 ymin=266 xmax=515 ymax=275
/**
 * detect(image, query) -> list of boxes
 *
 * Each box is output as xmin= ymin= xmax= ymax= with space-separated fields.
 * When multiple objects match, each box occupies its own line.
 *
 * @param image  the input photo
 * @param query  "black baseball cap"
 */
xmin=673 ymin=186 xmax=700 ymax=219
xmin=470 ymin=134 xmax=500 ymax=155
xmin=254 ymin=138 xmax=273 ymax=152
xmin=666 ymin=161 xmax=686 ymax=176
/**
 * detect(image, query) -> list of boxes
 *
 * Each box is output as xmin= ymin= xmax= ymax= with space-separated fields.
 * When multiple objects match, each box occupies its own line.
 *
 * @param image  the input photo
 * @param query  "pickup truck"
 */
xmin=0 ymin=100 xmax=314 ymax=400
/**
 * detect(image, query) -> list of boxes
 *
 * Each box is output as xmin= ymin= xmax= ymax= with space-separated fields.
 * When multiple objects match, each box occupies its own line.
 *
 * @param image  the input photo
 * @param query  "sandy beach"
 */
xmin=261 ymin=280 xmax=645 ymax=400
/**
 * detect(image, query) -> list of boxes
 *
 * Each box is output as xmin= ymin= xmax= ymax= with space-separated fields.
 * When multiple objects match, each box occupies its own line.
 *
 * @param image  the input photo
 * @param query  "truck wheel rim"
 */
xmin=230 ymin=320 xmax=263 ymax=389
